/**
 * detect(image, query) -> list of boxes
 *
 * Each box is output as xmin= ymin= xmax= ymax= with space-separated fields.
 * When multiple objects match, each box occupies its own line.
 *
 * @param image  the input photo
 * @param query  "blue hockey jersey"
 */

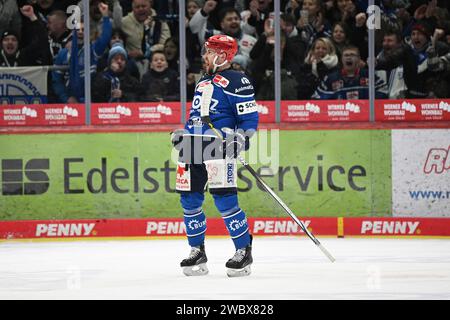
xmin=185 ymin=69 xmax=259 ymax=137
xmin=312 ymin=67 xmax=387 ymax=100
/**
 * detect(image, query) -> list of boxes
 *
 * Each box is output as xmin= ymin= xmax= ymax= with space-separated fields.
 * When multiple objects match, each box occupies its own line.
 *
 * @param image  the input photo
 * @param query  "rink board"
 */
xmin=1 ymin=217 xmax=449 ymax=240
xmin=0 ymin=130 xmax=391 ymax=219
xmin=1 ymin=127 xmax=449 ymax=231
xmin=2 ymin=99 xmax=450 ymax=126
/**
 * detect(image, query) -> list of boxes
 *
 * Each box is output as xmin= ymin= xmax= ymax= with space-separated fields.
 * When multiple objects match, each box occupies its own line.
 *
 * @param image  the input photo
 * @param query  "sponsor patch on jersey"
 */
xmin=213 ymin=75 xmax=229 ymax=88
xmin=205 ymin=159 xmax=237 ymax=189
xmin=176 ymin=163 xmax=191 ymax=191
xmin=236 ymin=100 xmax=258 ymax=115
xmin=235 ymin=84 xmax=254 ymax=94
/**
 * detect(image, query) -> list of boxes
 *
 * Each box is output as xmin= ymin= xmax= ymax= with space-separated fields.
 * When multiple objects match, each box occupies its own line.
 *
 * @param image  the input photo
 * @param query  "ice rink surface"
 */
xmin=1 ymin=237 xmax=449 ymax=300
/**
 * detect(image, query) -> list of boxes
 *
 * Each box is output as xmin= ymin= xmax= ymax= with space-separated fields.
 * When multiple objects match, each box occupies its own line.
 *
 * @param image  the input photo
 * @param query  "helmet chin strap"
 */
xmin=212 ymin=55 xmax=227 ymax=73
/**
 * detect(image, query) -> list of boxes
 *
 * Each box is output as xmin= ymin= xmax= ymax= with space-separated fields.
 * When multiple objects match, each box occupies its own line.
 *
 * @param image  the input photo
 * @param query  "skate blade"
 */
xmin=182 ymin=263 xmax=209 ymax=276
xmin=226 ymin=265 xmax=252 ymax=278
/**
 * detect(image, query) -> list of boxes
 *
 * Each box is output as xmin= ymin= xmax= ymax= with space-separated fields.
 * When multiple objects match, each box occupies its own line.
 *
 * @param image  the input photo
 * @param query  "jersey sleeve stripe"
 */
xmin=222 ymin=91 xmax=255 ymax=98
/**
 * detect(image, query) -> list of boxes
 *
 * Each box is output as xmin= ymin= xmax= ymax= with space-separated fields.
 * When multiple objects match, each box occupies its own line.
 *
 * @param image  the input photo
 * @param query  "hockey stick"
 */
xmin=233 ymin=153 xmax=336 ymax=263
xmin=200 ymin=83 xmax=335 ymax=263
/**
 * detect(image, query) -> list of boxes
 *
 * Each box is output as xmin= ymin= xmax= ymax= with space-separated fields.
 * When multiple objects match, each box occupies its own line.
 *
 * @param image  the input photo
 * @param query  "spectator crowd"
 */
xmin=1 ymin=0 xmax=450 ymax=103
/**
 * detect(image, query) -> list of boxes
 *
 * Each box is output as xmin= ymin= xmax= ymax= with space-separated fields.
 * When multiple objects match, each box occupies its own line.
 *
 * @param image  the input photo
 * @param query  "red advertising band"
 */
xmin=1 ymin=217 xmax=449 ymax=240
xmin=2 ymin=100 xmax=449 ymax=127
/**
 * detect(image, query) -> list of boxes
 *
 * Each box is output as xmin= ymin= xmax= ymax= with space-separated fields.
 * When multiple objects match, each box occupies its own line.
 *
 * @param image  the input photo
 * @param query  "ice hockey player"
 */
xmin=171 ymin=34 xmax=259 ymax=277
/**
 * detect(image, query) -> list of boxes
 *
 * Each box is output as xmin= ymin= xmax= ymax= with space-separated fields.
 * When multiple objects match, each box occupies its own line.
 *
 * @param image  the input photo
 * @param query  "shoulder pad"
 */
xmin=219 ymin=70 xmax=255 ymax=97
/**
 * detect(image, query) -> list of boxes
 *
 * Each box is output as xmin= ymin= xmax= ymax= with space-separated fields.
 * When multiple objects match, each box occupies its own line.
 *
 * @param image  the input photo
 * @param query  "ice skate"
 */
xmin=226 ymin=238 xmax=253 ymax=278
xmin=180 ymin=244 xmax=209 ymax=276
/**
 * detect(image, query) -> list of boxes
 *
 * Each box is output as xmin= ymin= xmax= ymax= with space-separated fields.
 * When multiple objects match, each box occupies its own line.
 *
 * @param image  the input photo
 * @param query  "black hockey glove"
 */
xmin=222 ymin=129 xmax=249 ymax=159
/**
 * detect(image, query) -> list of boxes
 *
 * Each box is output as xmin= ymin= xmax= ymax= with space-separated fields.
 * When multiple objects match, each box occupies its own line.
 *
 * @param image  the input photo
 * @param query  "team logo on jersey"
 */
xmin=241 ymin=77 xmax=251 ymax=85
xmin=236 ymin=100 xmax=258 ymax=115
xmin=213 ymin=75 xmax=229 ymax=88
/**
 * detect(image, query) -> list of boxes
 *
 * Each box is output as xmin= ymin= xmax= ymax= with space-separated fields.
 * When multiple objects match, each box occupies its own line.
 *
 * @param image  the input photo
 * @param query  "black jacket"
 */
xmin=0 ymin=20 xmax=49 ymax=67
xmin=92 ymin=69 xmax=140 ymax=103
xmin=375 ymin=43 xmax=421 ymax=98
xmin=295 ymin=61 xmax=339 ymax=100
xmin=139 ymin=68 xmax=180 ymax=102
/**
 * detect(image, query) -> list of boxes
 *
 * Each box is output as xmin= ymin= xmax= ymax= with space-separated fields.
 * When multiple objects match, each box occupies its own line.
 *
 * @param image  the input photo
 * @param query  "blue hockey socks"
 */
xmin=181 ymin=192 xmax=206 ymax=247
xmin=213 ymin=193 xmax=251 ymax=249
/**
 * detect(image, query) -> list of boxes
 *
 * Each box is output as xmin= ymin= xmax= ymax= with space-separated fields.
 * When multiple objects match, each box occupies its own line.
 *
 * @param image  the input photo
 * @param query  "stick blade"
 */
xmin=317 ymin=243 xmax=336 ymax=263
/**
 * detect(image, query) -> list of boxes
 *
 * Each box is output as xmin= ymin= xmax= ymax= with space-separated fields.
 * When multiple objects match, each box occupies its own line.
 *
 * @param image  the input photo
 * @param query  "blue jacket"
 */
xmin=52 ymin=17 xmax=112 ymax=103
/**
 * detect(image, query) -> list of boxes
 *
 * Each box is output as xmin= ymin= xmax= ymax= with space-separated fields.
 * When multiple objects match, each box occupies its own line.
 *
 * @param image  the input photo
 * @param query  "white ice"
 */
xmin=1 ymin=237 xmax=449 ymax=300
